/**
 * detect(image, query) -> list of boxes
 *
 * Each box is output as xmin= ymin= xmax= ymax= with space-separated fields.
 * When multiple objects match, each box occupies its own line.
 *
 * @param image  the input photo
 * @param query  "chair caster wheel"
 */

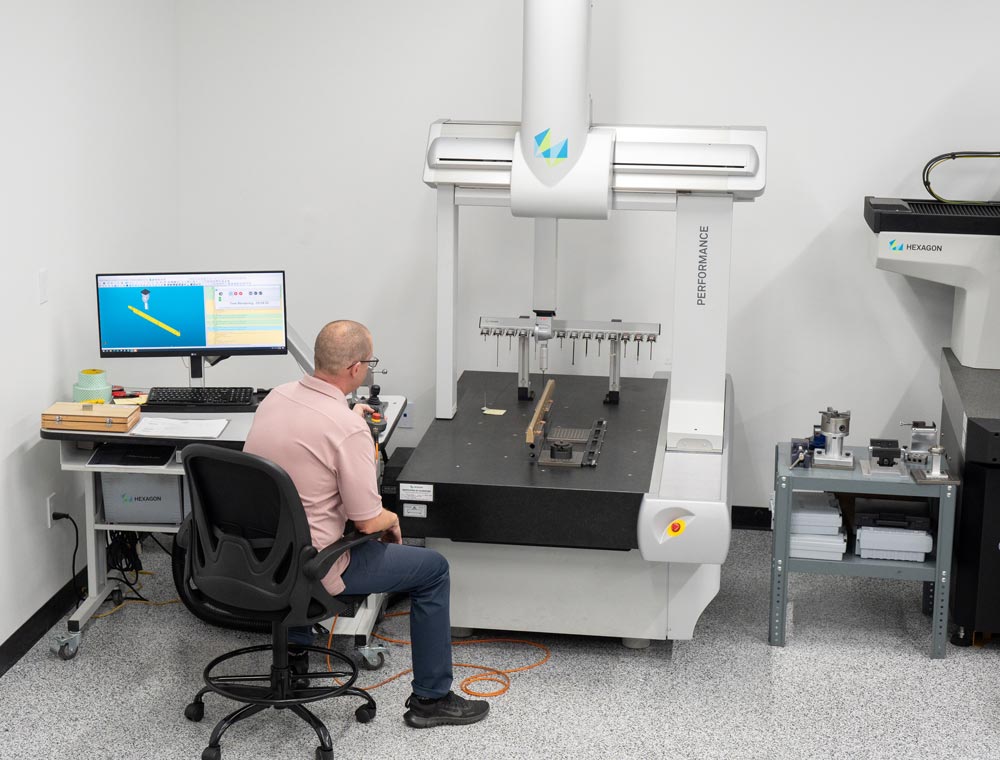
xmin=359 ymin=652 xmax=384 ymax=671
xmin=315 ymin=747 xmax=334 ymax=760
xmin=202 ymin=746 xmax=221 ymax=760
xmin=355 ymin=704 xmax=376 ymax=724
xmin=185 ymin=701 xmax=205 ymax=722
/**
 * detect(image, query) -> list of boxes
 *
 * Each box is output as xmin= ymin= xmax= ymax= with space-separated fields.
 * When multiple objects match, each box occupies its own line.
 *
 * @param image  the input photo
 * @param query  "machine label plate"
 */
xmin=399 ymin=483 xmax=434 ymax=502
xmin=403 ymin=503 xmax=428 ymax=518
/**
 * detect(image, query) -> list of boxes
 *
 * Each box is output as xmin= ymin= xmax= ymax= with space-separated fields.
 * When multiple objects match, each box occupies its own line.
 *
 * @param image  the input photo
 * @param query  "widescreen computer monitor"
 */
xmin=96 ymin=272 xmax=287 ymax=372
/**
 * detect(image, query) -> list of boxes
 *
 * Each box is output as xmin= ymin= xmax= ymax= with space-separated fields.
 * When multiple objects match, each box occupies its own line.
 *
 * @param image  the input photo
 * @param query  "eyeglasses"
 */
xmin=350 ymin=357 xmax=379 ymax=370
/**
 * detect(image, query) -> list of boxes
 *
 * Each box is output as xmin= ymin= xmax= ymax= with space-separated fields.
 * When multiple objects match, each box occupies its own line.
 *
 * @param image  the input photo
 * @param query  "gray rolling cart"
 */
xmin=769 ymin=444 xmax=957 ymax=659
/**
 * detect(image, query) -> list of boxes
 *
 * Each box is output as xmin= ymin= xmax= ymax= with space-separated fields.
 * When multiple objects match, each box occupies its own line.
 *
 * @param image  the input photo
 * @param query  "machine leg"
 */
xmin=622 ymin=638 xmax=650 ymax=649
xmin=450 ymin=627 xmax=473 ymax=639
xmin=951 ymin=625 xmax=974 ymax=647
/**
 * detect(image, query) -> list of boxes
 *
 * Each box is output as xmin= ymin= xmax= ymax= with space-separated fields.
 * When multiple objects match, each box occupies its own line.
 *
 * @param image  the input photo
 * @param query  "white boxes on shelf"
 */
xmin=856 ymin=526 xmax=933 ymax=562
xmin=790 ymin=529 xmax=848 ymax=561
xmin=791 ymin=492 xmax=843 ymax=536
xmin=790 ymin=492 xmax=846 ymax=560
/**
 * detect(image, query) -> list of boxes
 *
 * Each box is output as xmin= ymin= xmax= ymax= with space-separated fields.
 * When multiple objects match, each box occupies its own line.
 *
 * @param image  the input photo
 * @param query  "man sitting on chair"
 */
xmin=243 ymin=319 xmax=489 ymax=728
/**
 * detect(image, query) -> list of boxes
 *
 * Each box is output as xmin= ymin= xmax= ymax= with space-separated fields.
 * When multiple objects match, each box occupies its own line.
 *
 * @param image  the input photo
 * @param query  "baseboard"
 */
xmin=0 ymin=568 xmax=87 ymax=678
xmin=733 ymin=504 xmax=771 ymax=531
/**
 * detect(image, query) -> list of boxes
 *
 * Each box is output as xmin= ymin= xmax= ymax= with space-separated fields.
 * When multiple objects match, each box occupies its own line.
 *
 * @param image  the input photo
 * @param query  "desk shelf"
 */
xmin=58 ymin=442 xmax=183 ymax=475
xmin=93 ymin=521 xmax=180 ymax=534
xmin=769 ymin=443 xmax=957 ymax=659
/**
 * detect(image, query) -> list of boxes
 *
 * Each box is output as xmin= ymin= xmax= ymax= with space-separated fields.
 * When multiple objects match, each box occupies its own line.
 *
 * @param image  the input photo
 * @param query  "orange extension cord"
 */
xmin=325 ymin=610 xmax=550 ymax=698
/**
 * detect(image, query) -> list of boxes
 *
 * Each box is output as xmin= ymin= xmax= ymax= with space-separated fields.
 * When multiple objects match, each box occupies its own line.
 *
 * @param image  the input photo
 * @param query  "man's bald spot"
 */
xmin=314 ymin=320 xmax=372 ymax=374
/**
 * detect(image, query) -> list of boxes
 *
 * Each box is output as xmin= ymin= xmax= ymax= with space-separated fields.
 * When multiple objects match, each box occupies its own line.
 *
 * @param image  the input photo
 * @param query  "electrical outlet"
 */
xmin=46 ymin=492 xmax=57 ymax=528
xmin=399 ymin=404 xmax=414 ymax=429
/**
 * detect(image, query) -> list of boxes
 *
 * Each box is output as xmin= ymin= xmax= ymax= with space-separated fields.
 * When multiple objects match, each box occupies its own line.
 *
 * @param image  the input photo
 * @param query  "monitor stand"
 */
xmin=189 ymin=355 xmax=205 ymax=388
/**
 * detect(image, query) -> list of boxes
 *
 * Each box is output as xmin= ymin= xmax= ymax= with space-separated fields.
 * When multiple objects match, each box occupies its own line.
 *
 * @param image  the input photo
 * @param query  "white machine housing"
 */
xmin=874 ymin=231 xmax=1000 ymax=369
xmin=422 ymin=0 xmax=766 ymax=643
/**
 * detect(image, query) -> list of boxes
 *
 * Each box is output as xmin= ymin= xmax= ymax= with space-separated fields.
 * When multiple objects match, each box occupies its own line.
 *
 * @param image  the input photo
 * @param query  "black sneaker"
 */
xmin=288 ymin=649 xmax=310 ymax=690
xmin=403 ymin=691 xmax=490 ymax=728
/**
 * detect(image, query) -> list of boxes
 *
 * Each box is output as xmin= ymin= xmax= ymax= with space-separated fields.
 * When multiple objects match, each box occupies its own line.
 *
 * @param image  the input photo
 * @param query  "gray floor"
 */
xmin=2 ymin=530 xmax=998 ymax=760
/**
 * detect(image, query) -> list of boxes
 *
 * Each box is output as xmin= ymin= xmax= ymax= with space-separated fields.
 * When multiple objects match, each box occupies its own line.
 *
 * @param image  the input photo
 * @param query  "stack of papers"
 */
xmin=131 ymin=417 xmax=230 ymax=439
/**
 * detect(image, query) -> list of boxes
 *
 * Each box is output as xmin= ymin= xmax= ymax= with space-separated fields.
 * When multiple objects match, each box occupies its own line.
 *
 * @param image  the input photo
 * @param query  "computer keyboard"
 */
xmin=146 ymin=386 xmax=256 ymax=407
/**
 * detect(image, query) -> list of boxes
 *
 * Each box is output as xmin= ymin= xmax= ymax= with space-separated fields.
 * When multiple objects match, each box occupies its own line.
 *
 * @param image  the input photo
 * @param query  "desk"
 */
xmin=769 ymin=443 xmax=957 ymax=659
xmin=40 ymin=396 xmax=406 ymax=660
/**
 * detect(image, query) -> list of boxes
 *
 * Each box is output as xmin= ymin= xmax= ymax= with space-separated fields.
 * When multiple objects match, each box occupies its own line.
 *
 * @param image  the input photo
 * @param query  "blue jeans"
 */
xmin=289 ymin=542 xmax=453 ymax=699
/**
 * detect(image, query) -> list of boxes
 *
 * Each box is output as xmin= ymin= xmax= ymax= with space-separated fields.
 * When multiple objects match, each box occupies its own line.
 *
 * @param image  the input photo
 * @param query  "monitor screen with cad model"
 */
xmin=96 ymin=271 xmax=287 ymax=358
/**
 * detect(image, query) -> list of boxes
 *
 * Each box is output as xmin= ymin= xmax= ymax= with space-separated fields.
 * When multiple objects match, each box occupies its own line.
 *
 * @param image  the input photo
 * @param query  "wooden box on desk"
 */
xmin=41 ymin=402 xmax=140 ymax=433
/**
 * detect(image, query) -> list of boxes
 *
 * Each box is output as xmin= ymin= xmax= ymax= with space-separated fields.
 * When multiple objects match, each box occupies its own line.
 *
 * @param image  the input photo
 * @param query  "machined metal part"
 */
xmin=789 ymin=438 xmax=813 ymax=468
xmin=901 ymin=420 xmax=938 ymax=463
xmin=859 ymin=457 xmax=909 ymax=478
xmin=813 ymin=407 xmax=853 ymax=469
xmin=928 ymin=446 xmax=946 ymax=477
xmin=813 ymin=449 xmax=854 ymax=469
xmin=481 ymin=315 xmax=657 ymax=402
xmin=479 ymin=316 xmax=660 ymax=342
xmin=517 ymin=333 xmax=531 ymax=396
xmin=911 ymin=444 xmax=960 ymax=484
xmin=537 ymin=419 xmax=607 ymax=468
xmin=525 ymin=379 xmax=607 ymax=467
xmin=549 ymin=426 xmax=591 ymax=442
xmin=606 ymin=334 xmax=621 ymax=404
xmin=869 ymin=438 xmax=901 ymax=467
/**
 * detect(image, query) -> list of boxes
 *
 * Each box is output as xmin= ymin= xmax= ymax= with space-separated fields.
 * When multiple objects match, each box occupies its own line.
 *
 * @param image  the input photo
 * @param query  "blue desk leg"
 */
xmin=769 ymin=469 xmax=792 ymax=646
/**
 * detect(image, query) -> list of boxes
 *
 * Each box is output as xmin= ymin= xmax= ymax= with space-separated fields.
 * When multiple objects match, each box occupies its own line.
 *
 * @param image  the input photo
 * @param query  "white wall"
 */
xmin=173 ymin=0 xmax=1000 ymax=509
xmin=0 ymin=2 xmax=177 ymax=643
xmin=6 ymin=0 xmax=999 ymax=643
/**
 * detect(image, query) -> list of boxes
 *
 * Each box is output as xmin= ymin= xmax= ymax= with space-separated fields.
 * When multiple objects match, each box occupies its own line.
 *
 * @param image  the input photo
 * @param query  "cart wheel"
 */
xmin=359 ymin=651 xmax=385 ymax=671
xmin=184 ymin=701 xmax=205 ymax=722
xmin=355 ymin=704 xmax=376 ymax=724
xmin=57 ymin=642 xmax=79 ymax=661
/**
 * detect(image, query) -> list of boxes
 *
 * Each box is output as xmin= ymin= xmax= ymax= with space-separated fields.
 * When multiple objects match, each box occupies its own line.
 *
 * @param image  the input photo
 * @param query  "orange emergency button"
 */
xmin=666 ymin=519 xmax=687 ymax=538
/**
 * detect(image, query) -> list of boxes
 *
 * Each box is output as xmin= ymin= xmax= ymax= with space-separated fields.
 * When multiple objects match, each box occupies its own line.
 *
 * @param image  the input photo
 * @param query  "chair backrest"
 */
xmin=181 ymin=444 xmax=337 ymax=624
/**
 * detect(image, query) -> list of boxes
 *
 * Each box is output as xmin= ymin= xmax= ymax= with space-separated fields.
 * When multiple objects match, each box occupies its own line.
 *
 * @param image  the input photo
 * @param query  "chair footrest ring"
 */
xmin=203 ymin=643 xmax=360 ymax=707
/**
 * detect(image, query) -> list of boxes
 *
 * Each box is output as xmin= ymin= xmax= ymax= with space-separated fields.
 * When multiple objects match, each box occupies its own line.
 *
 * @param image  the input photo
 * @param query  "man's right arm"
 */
xmin=354 ymin=508 xmax=402 ymax=543
xmin=338 ymin=429 xmax=402 ymax=544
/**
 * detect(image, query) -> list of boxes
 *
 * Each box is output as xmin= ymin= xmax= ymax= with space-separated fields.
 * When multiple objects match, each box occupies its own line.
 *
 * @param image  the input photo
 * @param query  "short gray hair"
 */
xmin=314 ymin=320 xmax=372 ymax=374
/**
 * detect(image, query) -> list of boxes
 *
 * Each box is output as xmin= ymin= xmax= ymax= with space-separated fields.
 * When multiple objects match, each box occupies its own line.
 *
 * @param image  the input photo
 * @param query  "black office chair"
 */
xmin=177 ymin=444 xmax=382 ymax=760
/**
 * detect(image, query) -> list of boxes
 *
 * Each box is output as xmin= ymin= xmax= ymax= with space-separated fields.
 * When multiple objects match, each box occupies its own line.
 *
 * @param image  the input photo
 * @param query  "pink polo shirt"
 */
xmin=243 ymin=375 xmax=382 ymax=595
